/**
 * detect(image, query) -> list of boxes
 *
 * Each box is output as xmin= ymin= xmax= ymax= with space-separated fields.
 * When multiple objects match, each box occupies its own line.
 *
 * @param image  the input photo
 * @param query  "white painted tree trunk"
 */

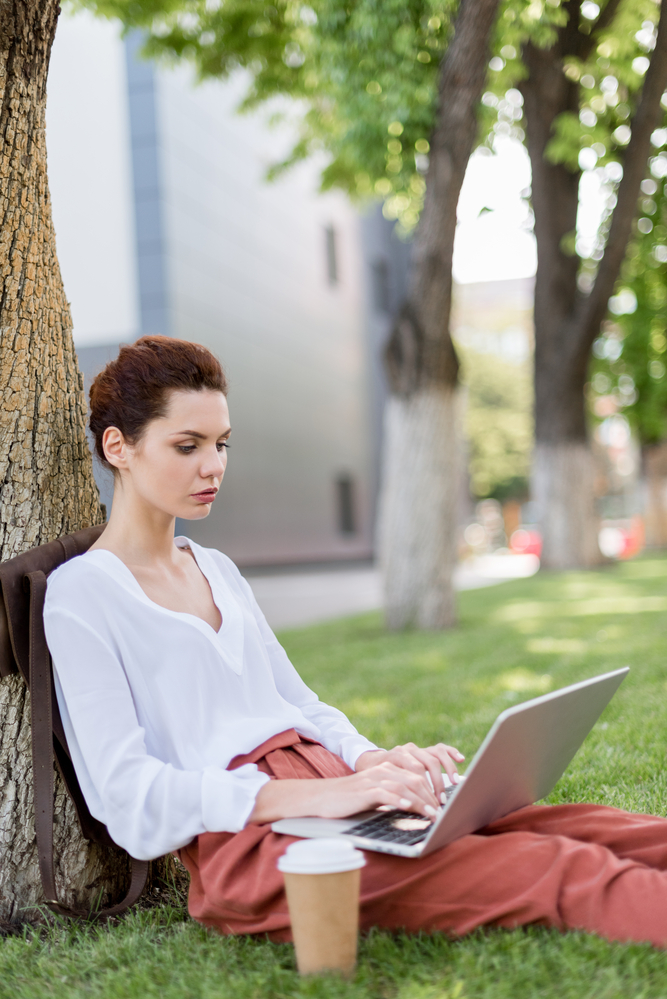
xmin=642 ymin=443 xmax=667 ymax=548
xmin=532 ymin=442 xmax=602 ymax=570
xmin=378 ymin=387 xmax=460 ymax=630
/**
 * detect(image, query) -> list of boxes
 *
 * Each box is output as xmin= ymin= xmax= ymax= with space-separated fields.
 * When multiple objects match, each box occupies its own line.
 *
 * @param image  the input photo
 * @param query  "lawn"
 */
xmin=3 ymin=555 xmax=667 ymax=998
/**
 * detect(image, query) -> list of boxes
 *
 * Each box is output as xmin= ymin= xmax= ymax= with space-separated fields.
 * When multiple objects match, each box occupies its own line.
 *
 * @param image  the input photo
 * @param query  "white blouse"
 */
xmin=43 ymin=538 xmax=377 ymax=861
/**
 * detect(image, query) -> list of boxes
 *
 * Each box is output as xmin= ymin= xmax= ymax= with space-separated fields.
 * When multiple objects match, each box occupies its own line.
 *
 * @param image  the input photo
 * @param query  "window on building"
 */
xmin=325 ymin=224 xmax=338 ymax=285
xmin=336 ymin=474 xmax=357 ymax=534
xmin=371 ymin=259 xmax=390 ymax=313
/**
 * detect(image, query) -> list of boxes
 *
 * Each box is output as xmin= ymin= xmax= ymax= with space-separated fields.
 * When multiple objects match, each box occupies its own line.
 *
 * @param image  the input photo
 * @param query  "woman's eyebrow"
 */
xmin=170 ymin=428 xmax=231 ymax=439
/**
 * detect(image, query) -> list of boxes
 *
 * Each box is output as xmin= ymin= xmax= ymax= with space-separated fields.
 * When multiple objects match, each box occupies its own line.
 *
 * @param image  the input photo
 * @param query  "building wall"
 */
xmin=358 ymin=209 xmax=411 ymax=522
xmin=46 ymin=12 xmax=384 ymax=566
xmin=46 ymin=12 xmax=140 ymax=346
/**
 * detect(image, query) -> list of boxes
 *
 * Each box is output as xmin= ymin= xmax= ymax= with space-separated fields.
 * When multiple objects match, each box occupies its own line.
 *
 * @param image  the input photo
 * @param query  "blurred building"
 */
xmin=46 ymin=11 xmax=408 ymax=566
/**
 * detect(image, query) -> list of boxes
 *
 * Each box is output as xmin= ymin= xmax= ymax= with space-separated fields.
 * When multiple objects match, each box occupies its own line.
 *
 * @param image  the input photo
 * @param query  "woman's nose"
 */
xmin=201 ymin=447 xmax=226 ymax=480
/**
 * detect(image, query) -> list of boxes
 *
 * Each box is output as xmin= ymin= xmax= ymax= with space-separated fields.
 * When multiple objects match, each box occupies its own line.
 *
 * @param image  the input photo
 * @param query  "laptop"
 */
xmin=272 ymin=667 xmax=629 ymax=857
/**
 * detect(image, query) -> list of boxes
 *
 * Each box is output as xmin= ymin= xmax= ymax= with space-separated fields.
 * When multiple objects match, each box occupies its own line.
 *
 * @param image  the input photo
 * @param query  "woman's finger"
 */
xmin=385 ymin=744 xmax=449 ymax=794
xmin=402 ymin=746 xmax=447 ymax=798
xmin=364 ymin=762 xmax=437 ymax=812
xmin=386 ymin=746 xmax=427 ymax=776
xmin=426 ymin=744 xmax=465 ymax=784
xmin=367 ymin=784 xmax=434 ymax=817
xmin=378 ymin=764 xmax=439 ymax=811
xmin=391 ymin=743 xmax=455 ymax=793
xmin=376 ymin=778 xmax=438 ymax=817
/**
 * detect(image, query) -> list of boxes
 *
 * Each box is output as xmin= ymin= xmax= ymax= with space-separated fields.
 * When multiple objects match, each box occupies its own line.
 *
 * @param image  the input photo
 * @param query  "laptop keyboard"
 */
xmin=343 ymin=785 xmax=457 ymax=846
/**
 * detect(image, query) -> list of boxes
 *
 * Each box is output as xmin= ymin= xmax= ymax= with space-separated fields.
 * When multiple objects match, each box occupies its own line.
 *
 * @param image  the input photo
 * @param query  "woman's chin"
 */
xmin=179 ymin=503 xmax=214 ymax=521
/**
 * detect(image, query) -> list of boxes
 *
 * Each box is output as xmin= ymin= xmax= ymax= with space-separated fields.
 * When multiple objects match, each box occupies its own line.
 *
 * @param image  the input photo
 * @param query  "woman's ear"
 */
xmin=102 ymin=427 xmax=129 ymax=470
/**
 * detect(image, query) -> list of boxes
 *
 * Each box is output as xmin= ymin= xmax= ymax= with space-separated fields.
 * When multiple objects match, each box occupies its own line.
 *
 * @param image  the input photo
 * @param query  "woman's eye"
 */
xmin=217 ymin=441 xmax=230 ymax=451
xmin=177 ymin=445 xmax=197 ymax=454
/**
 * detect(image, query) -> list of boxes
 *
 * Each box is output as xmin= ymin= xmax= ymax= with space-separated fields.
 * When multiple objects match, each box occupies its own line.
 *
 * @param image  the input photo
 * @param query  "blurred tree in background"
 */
xmin=587 ymin=163 xmax=667 ymax=545
xmin=459 ymin=348 xmax=533 ymax=501
xmin=479 ymin=0 xmax=667 ymax=571
xmin=588 ymin=167 xmax=667 ymax=448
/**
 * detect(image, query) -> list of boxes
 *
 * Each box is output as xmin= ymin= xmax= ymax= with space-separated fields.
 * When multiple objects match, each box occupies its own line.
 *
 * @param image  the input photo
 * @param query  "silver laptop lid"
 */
xmin=421 ymin=666 xmax=629 ymax=853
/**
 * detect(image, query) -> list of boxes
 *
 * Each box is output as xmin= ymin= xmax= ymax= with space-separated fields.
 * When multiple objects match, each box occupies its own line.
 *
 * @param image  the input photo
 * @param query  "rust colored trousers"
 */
xmin=177 ymin=730 xmax=667 ymax=947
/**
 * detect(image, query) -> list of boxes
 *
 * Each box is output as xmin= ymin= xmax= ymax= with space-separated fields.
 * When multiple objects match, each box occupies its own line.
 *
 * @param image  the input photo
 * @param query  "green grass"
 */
xmin=3 ymin=555 xmax=667 ymax=998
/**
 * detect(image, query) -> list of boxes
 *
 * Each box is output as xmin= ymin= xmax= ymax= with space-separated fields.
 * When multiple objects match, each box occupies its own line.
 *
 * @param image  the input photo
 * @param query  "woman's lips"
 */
xmin=191 ymin=490 xmax=218 ymax=503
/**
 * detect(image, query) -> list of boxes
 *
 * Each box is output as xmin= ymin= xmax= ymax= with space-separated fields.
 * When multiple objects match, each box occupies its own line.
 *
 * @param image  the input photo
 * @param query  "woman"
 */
xmin=45 ymin=335 xmax=667 ymax=947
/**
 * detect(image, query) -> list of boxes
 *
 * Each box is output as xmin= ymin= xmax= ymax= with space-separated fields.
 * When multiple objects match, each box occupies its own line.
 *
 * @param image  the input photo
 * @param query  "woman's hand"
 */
xmin=355 ymin=742 xmax=465 ymax=804
xmin=248 ymin=757 xmax=448 ymax=825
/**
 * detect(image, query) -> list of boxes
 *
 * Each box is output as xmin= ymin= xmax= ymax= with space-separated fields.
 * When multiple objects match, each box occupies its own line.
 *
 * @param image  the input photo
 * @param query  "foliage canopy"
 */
xmin=78 ymin=0 xmax=664 ymax=233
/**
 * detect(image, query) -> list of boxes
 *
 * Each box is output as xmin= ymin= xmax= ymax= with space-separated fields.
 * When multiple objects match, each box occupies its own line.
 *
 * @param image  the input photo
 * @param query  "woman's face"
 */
xmin=103 ymin=389 xmax=231 ymax=521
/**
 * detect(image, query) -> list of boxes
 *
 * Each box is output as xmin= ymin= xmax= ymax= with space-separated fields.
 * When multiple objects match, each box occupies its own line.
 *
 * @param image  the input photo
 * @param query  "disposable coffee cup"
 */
xmin=278 ymin=838 xmax=366 ymax=976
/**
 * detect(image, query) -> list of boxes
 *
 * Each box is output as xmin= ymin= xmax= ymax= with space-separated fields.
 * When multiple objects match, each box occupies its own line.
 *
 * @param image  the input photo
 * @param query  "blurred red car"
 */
xmin=510 ymin=528 xmax=542 ymax=557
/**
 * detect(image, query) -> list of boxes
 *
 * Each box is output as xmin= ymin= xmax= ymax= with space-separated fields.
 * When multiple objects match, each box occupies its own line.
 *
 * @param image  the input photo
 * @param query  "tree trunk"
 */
xmin=520 ymin=34 xmax=600 ymax=569
xmin=379 ymin=388 xmax=460 ymax=629
xmin=0 ymin=0 xmax=161 ymax=922
xmin=642 ymin=442 xmax=667 ymax=548
xmin=378 ymin=0 xmax=500 ymax=629
xmin=532 ymin=442 xmax=600 ymax=568
xmin=520 ymin=0 xmax=667 ymax=569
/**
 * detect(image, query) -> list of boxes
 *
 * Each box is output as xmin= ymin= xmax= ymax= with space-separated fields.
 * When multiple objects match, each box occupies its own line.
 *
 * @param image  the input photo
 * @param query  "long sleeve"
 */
xmin=45 ymin=608 xmax=270 ymax=860
xmin=225 ymin=561 xmax=380 ymax=769
xmin=44 ymin=542 xmax=380 ymax=862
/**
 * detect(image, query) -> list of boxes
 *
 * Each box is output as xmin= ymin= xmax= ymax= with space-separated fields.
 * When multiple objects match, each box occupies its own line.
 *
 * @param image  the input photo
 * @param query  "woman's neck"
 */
xmin=91 ymin=481 xmax=182 ymax=569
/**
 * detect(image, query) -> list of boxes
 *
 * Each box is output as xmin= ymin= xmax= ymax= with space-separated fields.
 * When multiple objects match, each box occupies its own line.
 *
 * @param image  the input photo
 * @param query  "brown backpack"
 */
xmin=0 ymin=525 xmax=148 ymax=919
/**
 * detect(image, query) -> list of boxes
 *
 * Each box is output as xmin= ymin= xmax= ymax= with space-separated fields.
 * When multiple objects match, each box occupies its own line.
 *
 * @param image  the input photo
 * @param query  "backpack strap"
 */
xmin=26 ymin=569 xmax=149 ymax=920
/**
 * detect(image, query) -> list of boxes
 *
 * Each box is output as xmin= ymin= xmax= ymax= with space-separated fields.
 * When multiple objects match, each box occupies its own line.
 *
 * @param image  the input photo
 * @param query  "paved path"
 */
xmin=247 ymin=554 xmax=539 ymax=630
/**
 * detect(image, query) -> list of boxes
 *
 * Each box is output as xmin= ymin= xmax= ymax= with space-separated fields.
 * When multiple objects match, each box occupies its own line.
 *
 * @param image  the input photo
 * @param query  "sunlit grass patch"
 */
xmin=2 ymin=555 xmax=667 ymax=997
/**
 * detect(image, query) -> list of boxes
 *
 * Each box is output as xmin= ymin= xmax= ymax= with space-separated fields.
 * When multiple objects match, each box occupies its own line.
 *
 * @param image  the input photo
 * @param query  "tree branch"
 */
xmin=576 ymin=0 xmax=624 ymax=61
xmin=557 ymin=0 xmax=623 ymax=63
xmin=580 ymin=0 xmax=667 ymax=344
xmin=557 ymin=0 xmax=584 ymax=60
xmin=591 ymin=0 xmax=624 ymax=38
xmin=396 ymin=0 xmax=501 ymax=393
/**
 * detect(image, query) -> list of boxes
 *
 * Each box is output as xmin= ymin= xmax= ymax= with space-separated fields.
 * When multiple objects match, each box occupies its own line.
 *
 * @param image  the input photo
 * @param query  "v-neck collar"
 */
xmin=80 ymin=539 xmax=246 ymax=675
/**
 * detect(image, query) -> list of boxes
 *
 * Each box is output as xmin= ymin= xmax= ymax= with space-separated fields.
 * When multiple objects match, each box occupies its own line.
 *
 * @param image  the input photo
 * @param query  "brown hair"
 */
xmin=89 ymin=335 xmax=228 ymax=468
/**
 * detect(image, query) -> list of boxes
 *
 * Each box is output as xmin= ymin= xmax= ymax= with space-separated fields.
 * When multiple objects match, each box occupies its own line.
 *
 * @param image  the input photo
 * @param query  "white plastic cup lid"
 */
xmin=277 ymin=837 xmax=366 ymax=875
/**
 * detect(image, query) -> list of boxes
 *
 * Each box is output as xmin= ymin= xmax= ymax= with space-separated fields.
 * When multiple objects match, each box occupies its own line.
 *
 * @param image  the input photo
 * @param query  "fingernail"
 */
xmin=425 ymin=805 xmax=436 ymax=816
xmin=440 ymin=792 xmax=448 ymax=804
xmin=399 ymin=798 xmax=411 ymax=808
xmin=452 ymin=773 xmax=460 ymax=784
xmin=443 ymin=774 xmax=452 ymax=788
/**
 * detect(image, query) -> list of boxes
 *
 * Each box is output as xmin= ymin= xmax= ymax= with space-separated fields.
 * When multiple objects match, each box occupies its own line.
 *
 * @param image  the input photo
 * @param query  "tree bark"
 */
xmin=378 ymin=0 xmax=501 ymax=629
xmin=0 ymin=0 xmax=156 ymax=921
xmin=521 ymin=0 xmax=667 ymax=569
